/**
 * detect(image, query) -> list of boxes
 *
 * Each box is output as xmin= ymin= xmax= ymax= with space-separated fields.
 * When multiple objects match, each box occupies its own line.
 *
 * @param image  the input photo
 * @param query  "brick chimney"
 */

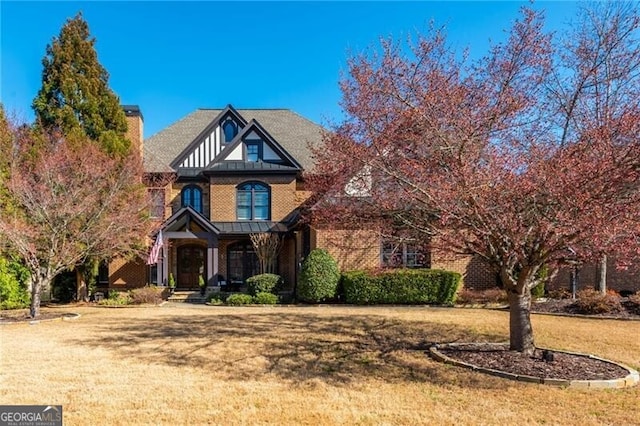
xmin=122 ymin=105 xmax=143 ymax=156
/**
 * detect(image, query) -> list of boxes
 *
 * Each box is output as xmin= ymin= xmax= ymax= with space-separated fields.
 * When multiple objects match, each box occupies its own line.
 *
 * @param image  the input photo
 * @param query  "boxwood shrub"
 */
xmin=246 ymin=273 xmax=281 ymax=296
xmin=297 ymin=249 xmax=340 ymax=303
xmin=341 ymin=269 xmax=461 ymax=305
xmin=253 ymin=292 xmax=278 ymax=305
xmin=225 ymin=294 xmax=254 ymax=306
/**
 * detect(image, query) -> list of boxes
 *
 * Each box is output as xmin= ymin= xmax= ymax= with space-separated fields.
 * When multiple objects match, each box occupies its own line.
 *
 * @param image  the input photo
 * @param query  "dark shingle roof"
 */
xmin=144 ymin=108 xmax=324 ymax=173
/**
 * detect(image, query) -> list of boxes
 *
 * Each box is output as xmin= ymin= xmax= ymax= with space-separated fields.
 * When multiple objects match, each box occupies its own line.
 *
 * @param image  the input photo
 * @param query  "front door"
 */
xmin=177 ymin=245 xmax=206 ymax=289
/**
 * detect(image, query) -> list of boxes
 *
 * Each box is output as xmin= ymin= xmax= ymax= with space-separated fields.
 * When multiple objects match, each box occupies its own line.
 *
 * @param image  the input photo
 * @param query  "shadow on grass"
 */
xmin=68 ymin=310 xmax=506 ymax=388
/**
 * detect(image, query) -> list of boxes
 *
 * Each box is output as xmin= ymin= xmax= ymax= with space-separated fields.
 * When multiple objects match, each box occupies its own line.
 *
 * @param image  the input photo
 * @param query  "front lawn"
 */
xmin=1 ymin=305 xmax=638 ymax=424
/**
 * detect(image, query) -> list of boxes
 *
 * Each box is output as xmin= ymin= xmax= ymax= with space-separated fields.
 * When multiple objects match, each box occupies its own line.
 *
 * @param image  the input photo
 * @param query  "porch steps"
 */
xmin=167 ymin=290 xmax=210 ymax=304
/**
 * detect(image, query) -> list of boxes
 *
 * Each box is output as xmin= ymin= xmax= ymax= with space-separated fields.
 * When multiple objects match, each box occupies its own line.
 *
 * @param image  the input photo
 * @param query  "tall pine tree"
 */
xmin=32 ymin=12 xmax=130 ymax=156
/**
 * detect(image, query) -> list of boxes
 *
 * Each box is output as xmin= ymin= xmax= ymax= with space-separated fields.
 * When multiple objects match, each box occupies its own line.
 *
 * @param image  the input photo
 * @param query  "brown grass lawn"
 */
xmin=1 ymin=305 xmax=639 ymax=425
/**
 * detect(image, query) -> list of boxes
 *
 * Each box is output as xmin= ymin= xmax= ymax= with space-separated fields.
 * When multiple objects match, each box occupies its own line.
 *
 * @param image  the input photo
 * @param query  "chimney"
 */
xmin=122 ymin=105 xmax=143 ymax=156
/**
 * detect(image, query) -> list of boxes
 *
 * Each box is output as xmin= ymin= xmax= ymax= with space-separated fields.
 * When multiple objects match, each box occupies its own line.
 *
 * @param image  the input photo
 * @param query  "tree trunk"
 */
xmin=598 ymin=254 xmax=607 ymax=295
xmin=29 ymin=274 xmax=52 ymax=319
xmin=507 ymin=289 xmax=535 ymax=355
xmin=77 ymin=269 xmax=88 ymax=302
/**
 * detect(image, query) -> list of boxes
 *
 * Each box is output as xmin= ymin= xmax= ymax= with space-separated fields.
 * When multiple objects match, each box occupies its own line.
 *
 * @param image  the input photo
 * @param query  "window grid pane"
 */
xmin=247 ymin=144 xmax=259 ymax=162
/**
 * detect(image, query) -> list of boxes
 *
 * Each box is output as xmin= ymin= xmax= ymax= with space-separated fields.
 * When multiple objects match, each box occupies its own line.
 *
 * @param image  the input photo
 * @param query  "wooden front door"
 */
xmin=177 ymin=245 xmax=206 ymax=289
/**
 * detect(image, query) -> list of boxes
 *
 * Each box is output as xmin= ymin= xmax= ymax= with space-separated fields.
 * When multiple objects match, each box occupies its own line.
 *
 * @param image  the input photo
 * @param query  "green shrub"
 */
xmin=297 ymin=249 xmax=340 ymax=303
xmin=206 ymin=292 xmax=226 ymax=305
xmin=225 ymin=294 xmax=254 ymax=306
xmin=342 ymin=269 xmax=461 ymax=305
xmin=129 ymin=286 xmax=164 ymax=305
xmin=0 ymin=257 xmax=30 ymax=310
xmin=253 ymin=292 xmax=278 ymax=305
xmin=98 ymin=291 xmax=132 ymax=306
xmin=246 ymin=274 xmax=281 ymax=296
xmin=531 ymin=281 xmax=546 ymax=299
xmin=571 ymin=288 xmax=623 ymax=315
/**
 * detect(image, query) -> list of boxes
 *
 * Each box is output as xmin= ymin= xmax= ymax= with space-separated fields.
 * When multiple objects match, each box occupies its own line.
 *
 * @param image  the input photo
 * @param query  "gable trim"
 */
xmin=170 ymin=105 xmax=248 ymax=169
xmin=206 ymin=119 xmax=303 ymax=169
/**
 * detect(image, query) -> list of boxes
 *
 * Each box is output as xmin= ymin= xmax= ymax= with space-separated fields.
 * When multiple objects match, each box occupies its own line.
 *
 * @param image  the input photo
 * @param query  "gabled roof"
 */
xmin=144 ymin=108 xmax=323 ymax=172
xmin=155 ymin=206 xmax=219 ymax=235
xmin=208 ymin=118 xmax=302 ymax=170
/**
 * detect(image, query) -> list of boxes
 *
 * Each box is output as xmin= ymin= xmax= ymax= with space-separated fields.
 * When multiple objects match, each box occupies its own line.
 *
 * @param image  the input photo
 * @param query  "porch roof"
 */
xmin=211 ymin=221 xmax=289 ymax=235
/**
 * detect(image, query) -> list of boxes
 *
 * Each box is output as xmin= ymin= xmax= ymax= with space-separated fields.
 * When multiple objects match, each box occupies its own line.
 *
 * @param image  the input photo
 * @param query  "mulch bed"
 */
xmin=0 ymin=308 xmax=77 ymax=323
xmin=438 ymin=343 xmax=631 ymax=381
xmin=441 ymin=298 xmax=640 ymax=382
xmin=531 ymin=298 xmax=640 ymax=319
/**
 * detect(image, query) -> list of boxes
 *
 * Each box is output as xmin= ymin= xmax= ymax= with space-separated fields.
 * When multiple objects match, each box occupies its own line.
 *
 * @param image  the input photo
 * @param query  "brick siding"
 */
xmin=313 ymin=228 xmax=381 ymax=271
xmin=109 ymin=256 xmax=147 ymax=289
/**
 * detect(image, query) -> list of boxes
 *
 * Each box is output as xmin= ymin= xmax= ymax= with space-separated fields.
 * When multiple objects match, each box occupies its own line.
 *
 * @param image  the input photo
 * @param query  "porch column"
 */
xmin=162 ymin=242 xmax=169 ymax=286
xmin=207 ymin=247 xmax=214 ymax=285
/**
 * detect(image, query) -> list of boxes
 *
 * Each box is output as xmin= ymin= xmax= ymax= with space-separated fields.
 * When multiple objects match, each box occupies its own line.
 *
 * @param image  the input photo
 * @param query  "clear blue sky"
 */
xmin=2 ymin=1 xmax=580 ymax=138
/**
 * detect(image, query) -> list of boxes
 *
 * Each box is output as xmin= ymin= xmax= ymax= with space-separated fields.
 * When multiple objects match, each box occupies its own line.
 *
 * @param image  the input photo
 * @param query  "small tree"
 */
xmin=308 ymin=4 xmax=640 ymax=354
xmin=250 ymin=233 xmax=282 ymax=274
xmin=0 ymin=125 xmax=151 ymax=318
xmin=297 ymin=249 xmax=340 ymax=303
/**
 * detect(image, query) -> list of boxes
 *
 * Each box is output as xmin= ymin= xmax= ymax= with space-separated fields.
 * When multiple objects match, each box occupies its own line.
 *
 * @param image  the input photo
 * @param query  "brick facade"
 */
xmin=550 ymin=259 xmax=640 ymax=294
xmin=109 ymin=256 xmax=147 ymax=289
xmin=430 ymin=250 xmax=498 ymax=290
xmin=314 ymin=228 xmax=381 ymax=271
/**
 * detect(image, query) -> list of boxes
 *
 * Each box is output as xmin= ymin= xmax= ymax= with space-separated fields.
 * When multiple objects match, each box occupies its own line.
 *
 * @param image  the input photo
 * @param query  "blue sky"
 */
xmin=2 ymin=1 xmax=580 ymax=138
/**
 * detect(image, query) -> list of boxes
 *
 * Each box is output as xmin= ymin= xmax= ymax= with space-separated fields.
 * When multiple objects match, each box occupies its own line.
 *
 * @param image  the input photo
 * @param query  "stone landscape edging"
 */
xmin=429 ymin=342 xmax=639 ymax=389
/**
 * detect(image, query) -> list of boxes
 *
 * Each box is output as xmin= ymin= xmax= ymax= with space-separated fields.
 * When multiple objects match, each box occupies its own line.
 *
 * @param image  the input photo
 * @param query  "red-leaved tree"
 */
xmin=0 ymin=124 xmax=152 ymax=317
xmin=308 ymin=4 xmax=640 ymax=354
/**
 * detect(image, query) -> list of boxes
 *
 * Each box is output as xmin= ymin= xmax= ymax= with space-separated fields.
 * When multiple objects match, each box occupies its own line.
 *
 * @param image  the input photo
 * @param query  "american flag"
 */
xmin=146 ymin=230 xmax=164 ymax=265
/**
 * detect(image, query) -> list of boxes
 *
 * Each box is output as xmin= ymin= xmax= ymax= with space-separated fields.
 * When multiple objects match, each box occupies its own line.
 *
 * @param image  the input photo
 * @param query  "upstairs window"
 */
xmin=246 ymin=141 xmax=260 ymax=162
xmin=222 ymin=120 xmax=238 ymax=144
xmin=181 ymin=185 xmax=203 ymax=213
xmin=237 ymin=182 xmax=270 ymax=220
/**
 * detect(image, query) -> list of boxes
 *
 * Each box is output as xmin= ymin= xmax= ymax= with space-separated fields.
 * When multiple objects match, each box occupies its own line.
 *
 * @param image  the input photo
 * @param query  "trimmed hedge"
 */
xmin=225 ymin=294 xmax=254 ymax=306
xmin=246 ymin=273 xmax=281 ymax=296
xmin=253 ymin=292 xmax=278 ymax=305
xmin=341 ymin=269 xmax=461 ymax=305
xmin=297 ymin=249 xmax=340 ymax=303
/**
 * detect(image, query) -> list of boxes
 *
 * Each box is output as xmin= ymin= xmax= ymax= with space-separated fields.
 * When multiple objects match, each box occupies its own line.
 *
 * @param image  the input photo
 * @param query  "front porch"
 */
xmin=151 ymin=206 xmax=299 ymax=293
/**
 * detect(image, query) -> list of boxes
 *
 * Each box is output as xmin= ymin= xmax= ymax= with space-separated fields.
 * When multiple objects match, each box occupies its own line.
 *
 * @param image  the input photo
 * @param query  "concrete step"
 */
xmin=167 ymin=290 xmax=209 ymax=304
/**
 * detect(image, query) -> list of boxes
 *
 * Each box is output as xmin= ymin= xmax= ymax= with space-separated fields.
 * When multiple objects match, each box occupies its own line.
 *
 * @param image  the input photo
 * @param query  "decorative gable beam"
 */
xmin=171 ymin=105 xmax=248 ymax=169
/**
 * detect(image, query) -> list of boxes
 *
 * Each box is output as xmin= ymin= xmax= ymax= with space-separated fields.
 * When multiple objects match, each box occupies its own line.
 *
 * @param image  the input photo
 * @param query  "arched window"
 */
xmin=222 ymin=120 xmax=237 ymax=144
xmin=236 ymin=182 xmax=270 ymax=220
xmin=181 ymin=185 xmax=203 ymax=213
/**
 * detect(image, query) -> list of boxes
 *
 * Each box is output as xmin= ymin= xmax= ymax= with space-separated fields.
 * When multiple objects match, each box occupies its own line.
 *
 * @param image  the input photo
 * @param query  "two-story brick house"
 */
xmin=105 ymin=104 xmax=501 ymax=294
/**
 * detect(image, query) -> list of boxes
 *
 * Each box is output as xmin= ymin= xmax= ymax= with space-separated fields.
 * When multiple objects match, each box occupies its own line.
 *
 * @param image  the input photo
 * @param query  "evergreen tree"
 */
xmin=32 ymin=13 xmax=130 ymax=156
